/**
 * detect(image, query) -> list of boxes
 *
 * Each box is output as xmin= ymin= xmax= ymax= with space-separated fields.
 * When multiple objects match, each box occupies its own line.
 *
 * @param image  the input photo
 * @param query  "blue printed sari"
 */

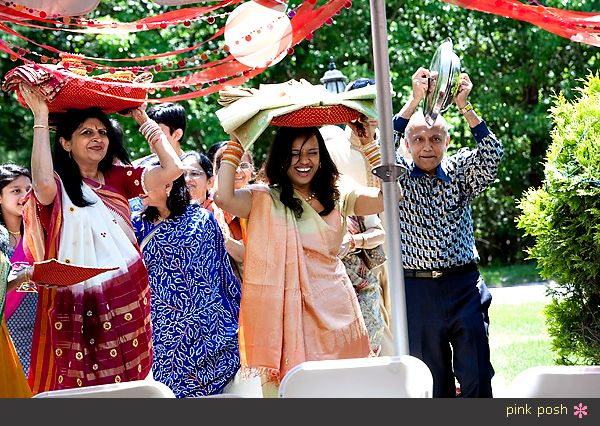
xmin=133 ymin=203 xmax=241 ymax=397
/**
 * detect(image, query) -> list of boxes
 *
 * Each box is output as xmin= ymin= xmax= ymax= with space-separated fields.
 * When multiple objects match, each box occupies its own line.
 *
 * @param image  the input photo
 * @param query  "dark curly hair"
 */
xmin=51 ymin=108 xmax=131 ymax=207
xmin=263 ymin=126 xmax=339 ymax=218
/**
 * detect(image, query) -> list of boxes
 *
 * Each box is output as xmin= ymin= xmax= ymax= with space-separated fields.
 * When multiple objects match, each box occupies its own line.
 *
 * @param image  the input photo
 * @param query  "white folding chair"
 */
xmin=218 ymin=371 xmax=262 ymax=398
xmin=278 ymin=355 xmax=433 ymax=398
xmin=33 ymin=379 xmax=175 ymax=398
xmin=509 ymin=366 xmax=600 ymax=398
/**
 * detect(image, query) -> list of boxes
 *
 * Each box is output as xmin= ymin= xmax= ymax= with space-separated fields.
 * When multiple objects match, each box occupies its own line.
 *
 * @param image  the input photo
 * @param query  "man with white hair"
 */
xmin=392 ymin=67 xmax=503 ymax=397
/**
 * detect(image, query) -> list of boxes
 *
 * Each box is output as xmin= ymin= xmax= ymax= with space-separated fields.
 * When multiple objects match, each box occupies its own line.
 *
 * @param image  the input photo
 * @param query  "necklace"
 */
xmin=8 ymin=229 xmax=20 ymax=236
xmin=294 ymin=187 xmax=316 ymax=203
xmin=299 ymin=191 xmax=316 ymax=203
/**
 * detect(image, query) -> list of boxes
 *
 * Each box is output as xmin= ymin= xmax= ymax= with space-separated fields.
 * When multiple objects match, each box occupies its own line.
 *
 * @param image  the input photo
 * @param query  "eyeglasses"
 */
xmin=184 ymin=169 xmax=206 ymax=179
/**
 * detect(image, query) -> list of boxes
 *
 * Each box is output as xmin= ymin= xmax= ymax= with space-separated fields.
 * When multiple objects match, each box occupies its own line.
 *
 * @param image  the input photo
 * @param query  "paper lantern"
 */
xmin=224 ymin=0 xmax=293 ymax=68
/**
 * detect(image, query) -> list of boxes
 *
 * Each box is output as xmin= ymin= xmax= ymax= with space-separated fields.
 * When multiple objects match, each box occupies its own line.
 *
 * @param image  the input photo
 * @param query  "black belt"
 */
xmin=403 ymin=263 xmax=478 ymax=279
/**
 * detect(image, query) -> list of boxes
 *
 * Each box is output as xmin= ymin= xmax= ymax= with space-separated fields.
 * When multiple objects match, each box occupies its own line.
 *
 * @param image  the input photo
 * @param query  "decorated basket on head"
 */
xmin=216 ymin=79 xmax=378 ymax=150
xmin=2 ymin=54 xmax=153 ymax=114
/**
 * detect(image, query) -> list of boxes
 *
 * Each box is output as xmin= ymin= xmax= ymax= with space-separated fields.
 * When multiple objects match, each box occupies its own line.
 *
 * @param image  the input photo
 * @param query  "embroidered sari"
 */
xmin=5 ymin=238 xmax=37 ymax=376
xmin=240 ymin=179 xmax=370 ymax=383
xmin=133 ymin=204 xmax=241 ymax=397
xmin=23 ymin=166 xmax=152 ymax=394
xmin=0 ymin=232 xmax=32 ymax=397
xmin=343 ymin=216 xmax=385 ymax=353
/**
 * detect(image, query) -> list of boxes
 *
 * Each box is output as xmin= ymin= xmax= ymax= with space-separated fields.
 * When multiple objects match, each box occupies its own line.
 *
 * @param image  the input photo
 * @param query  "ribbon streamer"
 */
xmin=1 ymin=0 xmax=352 ymax=103
xmin=443 ymin=0 xmax=600 ymax=47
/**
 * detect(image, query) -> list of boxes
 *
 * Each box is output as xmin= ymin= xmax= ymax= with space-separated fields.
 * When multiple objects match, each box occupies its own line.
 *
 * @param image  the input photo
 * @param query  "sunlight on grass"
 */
xmin=480 ymin=262 xmax=543 ymax=287
xmin=489 ymin=299 xmax=555 ymax=395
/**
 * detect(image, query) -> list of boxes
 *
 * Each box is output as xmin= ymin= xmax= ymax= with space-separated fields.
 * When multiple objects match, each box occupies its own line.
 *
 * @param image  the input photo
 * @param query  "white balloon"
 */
xmin=225 ymin=1 xmax=293 ymax=69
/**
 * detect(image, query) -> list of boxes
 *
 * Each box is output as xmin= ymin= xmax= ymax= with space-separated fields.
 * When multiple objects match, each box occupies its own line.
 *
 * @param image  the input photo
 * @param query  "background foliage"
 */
xmin=517 ymin=73 xmax=600 ymax=365
xmin=0 ymin=0 xmax=598 ymax=265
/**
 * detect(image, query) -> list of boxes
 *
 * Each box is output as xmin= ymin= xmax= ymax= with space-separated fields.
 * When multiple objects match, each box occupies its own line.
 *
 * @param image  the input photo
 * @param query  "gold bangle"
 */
xmin=33 ymin=124 xmax=48 ymax=129
xmin=459 ymin=102 xmax=473 ymax=115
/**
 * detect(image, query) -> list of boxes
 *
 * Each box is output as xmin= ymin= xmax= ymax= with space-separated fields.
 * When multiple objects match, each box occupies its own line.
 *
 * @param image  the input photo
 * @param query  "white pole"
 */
xmin=368 ymin=0 xmax=409 ymax=355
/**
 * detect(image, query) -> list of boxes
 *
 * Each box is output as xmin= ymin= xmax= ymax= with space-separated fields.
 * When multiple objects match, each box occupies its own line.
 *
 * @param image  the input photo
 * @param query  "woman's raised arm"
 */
xmin=213 ymin=139 xmax=252 ymax=219
xmin=20 ymin=84 xmax=56 ymax=206
xmin=127 ymin=106 xmax=184 ymax=191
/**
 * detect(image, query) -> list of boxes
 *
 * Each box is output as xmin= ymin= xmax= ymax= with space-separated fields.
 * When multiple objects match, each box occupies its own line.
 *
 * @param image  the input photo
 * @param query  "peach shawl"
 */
xmin=240 ymin=183 xmax=370 ymax=382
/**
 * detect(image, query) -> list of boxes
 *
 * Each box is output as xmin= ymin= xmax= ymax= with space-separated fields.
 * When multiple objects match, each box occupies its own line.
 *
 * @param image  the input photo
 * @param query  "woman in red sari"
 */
xmin=19 ymin=84 xmax=184 ymax=394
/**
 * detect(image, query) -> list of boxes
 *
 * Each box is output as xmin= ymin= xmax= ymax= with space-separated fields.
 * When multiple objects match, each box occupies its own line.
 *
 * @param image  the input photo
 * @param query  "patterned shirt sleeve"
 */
xmin=453 ymin=121 xmax=504 ymax=200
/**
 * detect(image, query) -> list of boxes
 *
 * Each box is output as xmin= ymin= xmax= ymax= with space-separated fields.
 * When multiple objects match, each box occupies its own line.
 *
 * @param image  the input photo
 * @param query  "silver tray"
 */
xmin=423 ymin=38 xmax=461 ymax=127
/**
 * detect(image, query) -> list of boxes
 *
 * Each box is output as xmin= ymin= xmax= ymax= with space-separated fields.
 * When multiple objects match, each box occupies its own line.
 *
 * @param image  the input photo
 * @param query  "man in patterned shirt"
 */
xmin=393 ymin=67 xmax=504 ymax=397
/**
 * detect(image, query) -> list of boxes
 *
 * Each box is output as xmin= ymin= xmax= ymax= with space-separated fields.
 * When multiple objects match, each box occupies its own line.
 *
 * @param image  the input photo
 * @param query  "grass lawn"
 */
xmin=488 ymin=299 xmax=556 ymax=396
xmin=480 ymin=262 xmax=543 ymax=287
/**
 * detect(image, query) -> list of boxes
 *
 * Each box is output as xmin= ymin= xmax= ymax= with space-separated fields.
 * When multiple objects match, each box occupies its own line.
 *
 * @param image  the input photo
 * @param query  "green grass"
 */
xmin=489 ymin=300 xmax=555 ymax=394
xmin=480 ymin=262 xmax=543 ymax=287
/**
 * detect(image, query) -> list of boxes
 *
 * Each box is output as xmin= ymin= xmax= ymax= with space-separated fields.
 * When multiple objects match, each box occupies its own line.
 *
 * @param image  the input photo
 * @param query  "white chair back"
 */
xmin=278 ymin=355 xmax=433 ymax=398
xmin=33 ymin=380 xmax=175 ymax=398
xmin=509 ymin=366 xmax=600 ymax=398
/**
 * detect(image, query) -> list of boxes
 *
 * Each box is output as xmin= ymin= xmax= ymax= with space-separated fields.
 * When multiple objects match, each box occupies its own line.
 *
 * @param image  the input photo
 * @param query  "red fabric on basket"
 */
xmin=2 ymin=64 xmax=149 ymax=113
xmin=31 ymin=259 xmax=119 ymax=287
xmin=271 ymin=105 xmax=361 ymax=128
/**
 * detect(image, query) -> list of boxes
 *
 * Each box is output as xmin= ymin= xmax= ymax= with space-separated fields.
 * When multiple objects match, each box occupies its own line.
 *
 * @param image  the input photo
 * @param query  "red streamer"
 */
xmin=1 ymin=0 xmax=351 ymax=103
xmin=443 ymin=0 xmax=600 ymax=47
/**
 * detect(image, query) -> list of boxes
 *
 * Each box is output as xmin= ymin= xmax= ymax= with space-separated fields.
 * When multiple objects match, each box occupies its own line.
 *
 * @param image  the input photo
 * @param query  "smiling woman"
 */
xmin=214 ymin=125 xmax=384 ymax=396
xmin=17 ymin=84 xmax=184 ymax=394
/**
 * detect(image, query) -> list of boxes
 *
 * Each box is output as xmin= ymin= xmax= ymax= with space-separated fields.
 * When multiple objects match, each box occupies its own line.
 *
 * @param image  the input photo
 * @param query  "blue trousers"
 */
xmin=404 ymin=269 xmax=494 ymax=398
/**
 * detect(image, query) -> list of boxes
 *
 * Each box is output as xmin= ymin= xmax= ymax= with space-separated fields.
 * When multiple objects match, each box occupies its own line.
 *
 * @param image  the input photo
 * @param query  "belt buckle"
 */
xmin=431 ymin=270 xmax=443 ymax=279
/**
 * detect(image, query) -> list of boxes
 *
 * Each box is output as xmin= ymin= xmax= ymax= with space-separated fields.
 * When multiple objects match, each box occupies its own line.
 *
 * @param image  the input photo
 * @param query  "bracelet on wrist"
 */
xmin=221 ymin=140 xmax=244 ymax=168
xmin=459 ymin=102 xmax=474 ymax=115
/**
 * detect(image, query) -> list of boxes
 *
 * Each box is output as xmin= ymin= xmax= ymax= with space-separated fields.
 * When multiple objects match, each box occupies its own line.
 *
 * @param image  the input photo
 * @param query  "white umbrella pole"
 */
xmin=368 ymin=0 xmax=409 ymax=356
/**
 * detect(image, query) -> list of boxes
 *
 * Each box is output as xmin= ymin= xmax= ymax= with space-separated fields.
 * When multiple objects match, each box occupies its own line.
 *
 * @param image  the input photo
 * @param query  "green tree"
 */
xmin=517 ymin=73 xmax=600 ymax=364
xmin=0 ymin=0 xmax=597 ymax=265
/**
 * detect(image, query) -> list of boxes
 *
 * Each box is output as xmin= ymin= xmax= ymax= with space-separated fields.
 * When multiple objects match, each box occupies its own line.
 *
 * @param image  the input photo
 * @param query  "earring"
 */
xmin=319 ymin=162 xmax=322 ymax=169
xmin=68 ymin=151 xmax=72 ymax=159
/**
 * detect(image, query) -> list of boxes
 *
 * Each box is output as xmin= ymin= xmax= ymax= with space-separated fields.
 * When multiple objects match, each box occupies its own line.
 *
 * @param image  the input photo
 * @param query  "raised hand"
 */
xmin=19 ymin=84 xmax=49 ymax=118
xmin=411 ymin=67 xmax=430 ymax=103
xmin=121 ymin=103 xmax=148 ymax=125
xmin=454 ymin=73 xmax=473 ymax=109
xmin=347 ymin=114 xmax=375 ymax=145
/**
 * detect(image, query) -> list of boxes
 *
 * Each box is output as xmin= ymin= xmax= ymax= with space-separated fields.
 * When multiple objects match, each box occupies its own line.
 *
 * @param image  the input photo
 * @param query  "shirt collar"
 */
xmin=409 ymin=160 xmax=452 ymax=182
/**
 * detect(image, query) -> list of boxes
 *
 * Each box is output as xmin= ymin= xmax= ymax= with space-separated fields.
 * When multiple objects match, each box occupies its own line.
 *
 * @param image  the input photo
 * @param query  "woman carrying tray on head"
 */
xmin=18 ymin=84 xmax=184 ymax=394
xmin=215 ymin=117 xmax=384 ymax=396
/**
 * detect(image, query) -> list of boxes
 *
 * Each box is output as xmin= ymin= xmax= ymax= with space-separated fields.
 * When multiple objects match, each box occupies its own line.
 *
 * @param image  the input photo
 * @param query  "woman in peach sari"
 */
xmin=215 ymin=122 xmax=383 ymax=396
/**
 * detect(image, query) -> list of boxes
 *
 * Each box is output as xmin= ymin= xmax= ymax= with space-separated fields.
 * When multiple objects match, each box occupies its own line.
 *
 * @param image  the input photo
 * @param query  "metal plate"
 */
xmin=423 ymin=38 xmax=461 ymax=127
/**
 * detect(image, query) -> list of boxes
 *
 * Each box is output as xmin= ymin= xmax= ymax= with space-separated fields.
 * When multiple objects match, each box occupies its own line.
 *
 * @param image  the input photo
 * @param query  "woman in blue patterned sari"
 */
xmin=132 ymin=173 xmax=241 ymax=397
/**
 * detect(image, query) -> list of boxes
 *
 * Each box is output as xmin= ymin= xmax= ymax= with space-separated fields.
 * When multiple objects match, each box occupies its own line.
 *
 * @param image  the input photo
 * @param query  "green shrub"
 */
xmin=516 ymin=73 xmax=600 ymax=365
